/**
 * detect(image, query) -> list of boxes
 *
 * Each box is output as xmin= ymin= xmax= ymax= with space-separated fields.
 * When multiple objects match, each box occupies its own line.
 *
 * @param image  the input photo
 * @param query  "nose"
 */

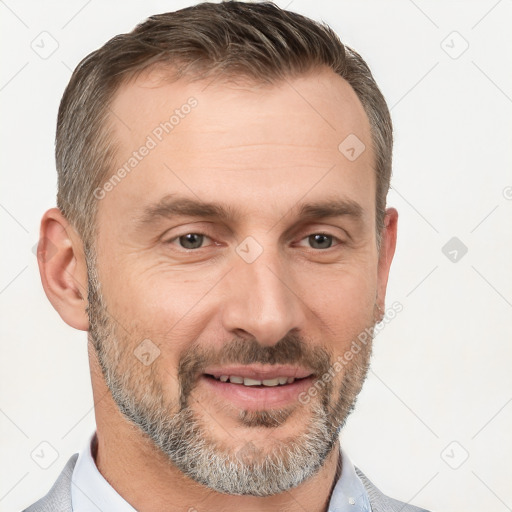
xmin=220 ymin=244 xmax=306 ymax=346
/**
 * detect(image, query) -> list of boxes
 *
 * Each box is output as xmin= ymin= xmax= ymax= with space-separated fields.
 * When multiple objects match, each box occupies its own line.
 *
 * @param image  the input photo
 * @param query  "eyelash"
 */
xmin=164 ymin=232 xmax=344 ymax=251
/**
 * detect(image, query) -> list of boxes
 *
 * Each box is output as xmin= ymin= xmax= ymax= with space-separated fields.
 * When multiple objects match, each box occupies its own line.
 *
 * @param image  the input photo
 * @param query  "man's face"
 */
xmin=87 ymin=67 xmax=392 ymax=495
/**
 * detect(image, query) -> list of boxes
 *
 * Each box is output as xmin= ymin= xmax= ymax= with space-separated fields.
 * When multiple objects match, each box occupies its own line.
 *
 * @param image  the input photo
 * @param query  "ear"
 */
xmin=376 ymin=207 xmax=398 ymax=312
xmin=37 ymin=207 xmax=89 ymax=331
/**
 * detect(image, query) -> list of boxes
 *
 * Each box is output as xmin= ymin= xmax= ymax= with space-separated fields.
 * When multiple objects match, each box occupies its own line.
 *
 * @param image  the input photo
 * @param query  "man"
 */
xmin=28 ymin=1 xmax=430 ymax=510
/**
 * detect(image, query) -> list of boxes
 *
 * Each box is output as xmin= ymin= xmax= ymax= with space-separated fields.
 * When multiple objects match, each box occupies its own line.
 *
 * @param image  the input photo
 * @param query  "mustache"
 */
xmin=177 ymin=331 xmax=332 ymax=403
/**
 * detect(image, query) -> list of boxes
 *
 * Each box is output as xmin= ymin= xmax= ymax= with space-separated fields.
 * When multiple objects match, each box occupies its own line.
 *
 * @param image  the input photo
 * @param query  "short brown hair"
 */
xmin=56 ymin=0 xmax=392 ymax=247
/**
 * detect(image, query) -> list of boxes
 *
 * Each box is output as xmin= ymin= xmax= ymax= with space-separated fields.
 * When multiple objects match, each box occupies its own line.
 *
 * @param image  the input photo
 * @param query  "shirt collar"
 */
xmin=71 ymin=431 xmax=371 ymax=511
xmin=327 ymin=446 xmax=372 ymax=512
xmin=71 ymin=431 xmax=137 ymax=512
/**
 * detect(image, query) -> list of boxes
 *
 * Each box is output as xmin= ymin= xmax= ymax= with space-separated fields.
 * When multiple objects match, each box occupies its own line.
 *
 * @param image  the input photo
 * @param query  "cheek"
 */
xmin=98 ymin=244 xmax=378 ymax=357
xmin=100 ymin=263 xmax=220 ymax=356
xmin=298 ymin=262 xmax=377 ymax=321
xmin=294 ymin=266 xmax=377 ymax=361
xmin=103 ymin=257 xmax=211 ymax=317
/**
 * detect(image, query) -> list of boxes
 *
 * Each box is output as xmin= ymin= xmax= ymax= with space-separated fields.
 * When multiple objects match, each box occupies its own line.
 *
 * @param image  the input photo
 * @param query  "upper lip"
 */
xmin=203 ymin=364 xmax=314 ymax=380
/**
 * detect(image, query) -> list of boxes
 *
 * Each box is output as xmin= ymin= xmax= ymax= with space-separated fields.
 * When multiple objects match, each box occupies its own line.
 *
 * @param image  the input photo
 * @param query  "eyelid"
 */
xmin=164 ymin=230 xmax=344 ymax=252
xmin=164 ymin=232 xmax=215 ymax=248
xmin=160 ymin=221 xmax=217 ymax=242
xmin=295 ymin=232 xmax=344 ymax=248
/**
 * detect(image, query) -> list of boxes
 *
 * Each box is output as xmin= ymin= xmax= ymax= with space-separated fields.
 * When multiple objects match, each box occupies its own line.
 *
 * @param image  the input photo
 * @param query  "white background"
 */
xmin=1 ymin=1 xmax=511 ymax=511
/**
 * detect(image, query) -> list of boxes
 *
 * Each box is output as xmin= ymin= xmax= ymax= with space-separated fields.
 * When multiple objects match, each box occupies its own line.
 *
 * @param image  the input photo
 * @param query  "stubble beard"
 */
xmin=85 ymin=246 xmax=374 ymax=496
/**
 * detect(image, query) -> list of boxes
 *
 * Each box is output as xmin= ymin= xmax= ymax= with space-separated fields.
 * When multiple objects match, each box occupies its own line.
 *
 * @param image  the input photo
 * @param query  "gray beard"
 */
xmin=109 ymin=389 xmax=337 ymax=496
xmin=85 ymin=245 xmax=372 ymax=496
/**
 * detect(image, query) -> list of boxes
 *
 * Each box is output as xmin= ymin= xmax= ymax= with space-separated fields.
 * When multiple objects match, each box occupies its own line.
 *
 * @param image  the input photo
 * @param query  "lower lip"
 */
xmin=199 ymin=375 xmax=315 ymax=410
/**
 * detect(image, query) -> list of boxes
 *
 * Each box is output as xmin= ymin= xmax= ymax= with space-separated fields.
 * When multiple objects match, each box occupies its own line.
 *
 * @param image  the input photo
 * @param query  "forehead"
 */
xmin=99 ymin=67 xmax=374 ymax=229
xmin=111 ymin=66 xmax=370 ymax=149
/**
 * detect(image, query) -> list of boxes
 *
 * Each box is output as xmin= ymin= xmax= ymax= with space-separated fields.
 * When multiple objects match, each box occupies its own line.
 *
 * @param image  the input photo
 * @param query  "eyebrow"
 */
xmin=134 ymin=194 xmax=364 ymax=229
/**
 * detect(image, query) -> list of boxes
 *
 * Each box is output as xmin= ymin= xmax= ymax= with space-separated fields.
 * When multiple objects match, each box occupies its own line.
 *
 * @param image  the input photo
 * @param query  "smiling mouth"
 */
xmin=204 ymin=374 xmax=309 ymax=387
xmin=199 ymin=364 xmax=316 ymax=410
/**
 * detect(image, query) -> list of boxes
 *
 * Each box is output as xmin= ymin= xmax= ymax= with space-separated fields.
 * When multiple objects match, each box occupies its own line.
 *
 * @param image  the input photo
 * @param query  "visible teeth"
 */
xmin=214 ymin=375 xmax=299 ymax=386
xmin=243 ymin=378 xmax=262 ymax=386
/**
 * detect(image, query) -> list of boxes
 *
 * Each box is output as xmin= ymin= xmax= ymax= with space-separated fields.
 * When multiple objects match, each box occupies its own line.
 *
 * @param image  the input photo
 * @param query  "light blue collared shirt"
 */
xmin=328 ymin=447 xmax=372 ymax=512
xmin=71 ymin=432 xmax=371 ymax=511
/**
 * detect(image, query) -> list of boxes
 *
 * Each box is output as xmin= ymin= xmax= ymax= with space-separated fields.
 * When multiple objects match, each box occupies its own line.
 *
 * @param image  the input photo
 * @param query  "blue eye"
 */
xmin=174 ymin=233 xmax=211 ymax=250
xmin=165 ymin=232 xmax=341 ymax=252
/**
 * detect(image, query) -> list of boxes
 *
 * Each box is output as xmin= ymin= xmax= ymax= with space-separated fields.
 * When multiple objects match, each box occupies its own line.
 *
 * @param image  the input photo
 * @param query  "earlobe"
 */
xmin=37 ymin=208 xmax=89 ymax=331
xmin=376 ymin=207 xmax=398 ymax=310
